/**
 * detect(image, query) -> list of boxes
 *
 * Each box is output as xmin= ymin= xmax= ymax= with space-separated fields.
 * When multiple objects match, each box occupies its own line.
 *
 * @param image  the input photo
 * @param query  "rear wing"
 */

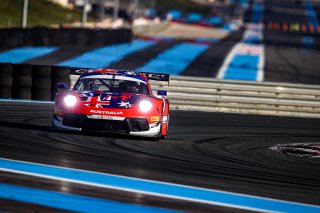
xmin=142 ymin=72 xmax=170 ymax=86
xmin=69 ymin=67 xmax=88 ymax=75
xmin=68 ymin=68 xmax=170 ymax=85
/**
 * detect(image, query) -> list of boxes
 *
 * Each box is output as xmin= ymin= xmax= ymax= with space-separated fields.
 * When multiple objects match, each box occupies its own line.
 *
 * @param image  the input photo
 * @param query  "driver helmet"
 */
xmin=126 ymin=81 xmax=139 ymax=93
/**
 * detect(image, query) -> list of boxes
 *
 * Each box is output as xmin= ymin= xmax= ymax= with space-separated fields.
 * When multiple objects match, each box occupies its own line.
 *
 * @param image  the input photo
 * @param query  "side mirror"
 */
xmin=157 ymin=90 xmax=167 ymax=97
xmin=58 ymin=83 xmax=68 ymax=91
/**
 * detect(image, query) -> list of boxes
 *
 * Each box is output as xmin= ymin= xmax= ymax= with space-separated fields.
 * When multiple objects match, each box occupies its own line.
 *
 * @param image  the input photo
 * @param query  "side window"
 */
xmin=138 ymin=83 xmax=149 ymax=95
xmin=75 ymin=81 xmax=84 ymax=91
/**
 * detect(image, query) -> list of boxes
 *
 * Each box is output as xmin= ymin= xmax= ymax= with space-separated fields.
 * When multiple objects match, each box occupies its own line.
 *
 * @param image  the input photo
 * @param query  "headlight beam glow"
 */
xmin=63 ymin=94 xmax=78 ymax=107
xmin=139 ymin=100 xmax=152 ymax=112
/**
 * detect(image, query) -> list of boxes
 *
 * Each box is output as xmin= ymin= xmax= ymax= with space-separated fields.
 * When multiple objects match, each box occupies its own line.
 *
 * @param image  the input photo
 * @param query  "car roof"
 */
xmin=80 ymin=69 xmax=148 ymax=83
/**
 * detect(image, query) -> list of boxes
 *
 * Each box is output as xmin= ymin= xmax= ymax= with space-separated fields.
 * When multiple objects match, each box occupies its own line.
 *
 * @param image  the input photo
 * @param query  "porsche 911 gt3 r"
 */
xmin=52 ymin=69 xmax=169 ymax=139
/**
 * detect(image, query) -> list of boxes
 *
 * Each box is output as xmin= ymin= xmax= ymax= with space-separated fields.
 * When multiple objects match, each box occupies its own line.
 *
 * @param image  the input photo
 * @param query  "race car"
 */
xmin=52 ymin=69 xmax=169 ymax=139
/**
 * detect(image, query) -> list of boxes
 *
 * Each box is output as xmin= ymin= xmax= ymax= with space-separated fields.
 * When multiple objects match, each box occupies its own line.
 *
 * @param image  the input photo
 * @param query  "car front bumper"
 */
xmin=53 ymin=114 xmax=161 ymax=137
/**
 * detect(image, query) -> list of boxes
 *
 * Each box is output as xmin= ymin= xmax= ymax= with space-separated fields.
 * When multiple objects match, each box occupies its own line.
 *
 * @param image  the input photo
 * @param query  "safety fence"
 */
xmin=70 ymin=74 xmax=320 ymax=118
xmin=0 ymin=27 xmax=132 ymax=50
xmin=149 ymin=76 xmax=320 ymax=118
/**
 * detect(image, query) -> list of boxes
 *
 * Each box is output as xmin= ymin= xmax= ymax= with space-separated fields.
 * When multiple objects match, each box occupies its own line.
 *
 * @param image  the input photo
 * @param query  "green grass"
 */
xmin=0 ymin=0 xmax=84 ymax=27
xmin=0 ymin=0 xmax=209 ymax=28
xmin=157 ymin=0 xmax=210 ymax=15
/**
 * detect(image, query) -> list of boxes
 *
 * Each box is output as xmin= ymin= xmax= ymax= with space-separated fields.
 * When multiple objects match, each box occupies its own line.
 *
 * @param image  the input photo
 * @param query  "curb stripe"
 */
xmin=1 ymin=158 xmax=320 ymax=213
xmin=0 ymin=183 xmax=178 ymax=213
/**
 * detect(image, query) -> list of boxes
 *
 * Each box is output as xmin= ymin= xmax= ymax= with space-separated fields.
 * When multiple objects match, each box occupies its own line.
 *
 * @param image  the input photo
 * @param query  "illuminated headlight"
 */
xmin=63 ymin=94 xmax=77 ymax=107
xmin=139 ymin=100 xmax=152 ymax=112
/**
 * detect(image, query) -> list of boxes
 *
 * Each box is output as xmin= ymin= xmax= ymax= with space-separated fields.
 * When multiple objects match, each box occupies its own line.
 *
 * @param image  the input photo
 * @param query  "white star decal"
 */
xmin=118 ymin=101 xmax=132 ymax=108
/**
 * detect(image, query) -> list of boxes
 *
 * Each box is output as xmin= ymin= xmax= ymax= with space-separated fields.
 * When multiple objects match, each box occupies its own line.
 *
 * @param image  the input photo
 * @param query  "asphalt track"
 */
xmin=264 ymin=33 xmax=320 ymax=84
xmin=264 ymin=0 xmax=308 ymax=24
xmin=0 ymin=101 xmax=320 ymax=212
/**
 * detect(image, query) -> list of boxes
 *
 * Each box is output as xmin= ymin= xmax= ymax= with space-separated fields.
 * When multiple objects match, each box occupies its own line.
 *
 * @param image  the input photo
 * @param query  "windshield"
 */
xmin=74 ymin=77 xmax=150 ymax=95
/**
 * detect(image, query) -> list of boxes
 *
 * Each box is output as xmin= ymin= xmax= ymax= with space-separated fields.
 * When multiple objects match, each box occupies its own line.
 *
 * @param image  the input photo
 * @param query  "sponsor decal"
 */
xmin=151 ymin=116 xmax=160 ymax=122
xmin=89 ymin=110 xmax=123 ymax=115
xmin=162 ymin=116 xmax=168 ymax=122
xmin=87 ymin=115 xmax=125 ymax=121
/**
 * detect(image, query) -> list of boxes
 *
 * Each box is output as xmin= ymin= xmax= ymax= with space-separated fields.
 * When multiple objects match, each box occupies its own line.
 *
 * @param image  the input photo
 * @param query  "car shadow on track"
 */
xmin=0 ymin=120 xmax=162 ymax=142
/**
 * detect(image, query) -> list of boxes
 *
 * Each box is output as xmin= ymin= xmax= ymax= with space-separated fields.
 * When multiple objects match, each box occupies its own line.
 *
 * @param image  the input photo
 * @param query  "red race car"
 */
xmin=52 ymin=69 xmax=169 ymax=139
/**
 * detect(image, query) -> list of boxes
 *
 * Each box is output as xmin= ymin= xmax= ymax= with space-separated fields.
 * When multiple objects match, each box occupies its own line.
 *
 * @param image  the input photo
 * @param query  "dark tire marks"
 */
xmin=0 ymin=101 xmax=320 ymax=211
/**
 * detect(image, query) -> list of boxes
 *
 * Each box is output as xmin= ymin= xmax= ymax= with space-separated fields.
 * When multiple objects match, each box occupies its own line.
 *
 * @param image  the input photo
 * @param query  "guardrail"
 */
xmin=70 ymin=74 xmax=320 ymax=118
xmin=150 ymin=76 xmax=320 ymax=118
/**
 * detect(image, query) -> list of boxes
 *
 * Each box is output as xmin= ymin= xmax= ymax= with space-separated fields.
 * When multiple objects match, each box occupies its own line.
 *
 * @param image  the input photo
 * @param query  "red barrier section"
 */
xmin=309 ymin=25 xmax=315 ymax=33
xmin=282 ymin=22 xmax=288 ymax=32
xmin=268 ymin=22 xmax=274 ymax=29
xmin=301 ymin=24 xmax=307 ymax=33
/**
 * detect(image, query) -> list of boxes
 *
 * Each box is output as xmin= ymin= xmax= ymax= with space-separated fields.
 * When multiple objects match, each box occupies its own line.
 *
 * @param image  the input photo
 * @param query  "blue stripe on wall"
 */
xmin=136 ymin=42 xmax=208 ymax=75
xmin=0 ymin=47 xmax=58 ymax=64
xmin=304 ymin=0 xmax=319 ymax=27
xmin=1 ymin=158 xmax=320 ymax=213
xmin=252 ymin=2 xmax=264 ymax=23
xmin=58 ymin=39 xmax=156 ymax=69
xmin=303 ymin=36 xmax=314 ymax=47
xmin=0 ymin=183 xmax=178 ymax=213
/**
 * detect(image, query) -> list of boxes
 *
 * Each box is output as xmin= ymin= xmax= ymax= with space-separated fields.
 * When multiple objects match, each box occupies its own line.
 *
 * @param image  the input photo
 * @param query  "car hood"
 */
xmin=76 ymin=91 xmax=144 ymax=109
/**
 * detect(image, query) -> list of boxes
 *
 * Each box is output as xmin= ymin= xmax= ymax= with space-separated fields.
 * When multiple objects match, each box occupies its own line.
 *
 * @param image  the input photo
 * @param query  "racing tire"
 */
xmin=151 ymin=136 xmax=161 ymax=141
xmin=0 ymin=86 xmax=12 ymax=98
xmin=52 ymin=117 xmax=57 ymax=130
xmin=13 ymin=64 xmax=32 ymax=76
xmin=32 ymin=65 xmax=51 ymax=78
xmin=14 ymin=76 xmax=32 ymax=87
xmin=51 ymin=66 xmax=70 ymax=79
xmin=14 ymin=88 xmax=32 ymax=100
xmin=161 ymin=135 xmax=166 ymax=140
xmin=32 ymin=89 xmax=51 ymax=100
xmin=0 ymin=63 xmax=13 ymax=76
xmin=33 ymin=78 xmax=51 ymax=89
xmin=0 ymin=76 xmax=13 ymax=87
